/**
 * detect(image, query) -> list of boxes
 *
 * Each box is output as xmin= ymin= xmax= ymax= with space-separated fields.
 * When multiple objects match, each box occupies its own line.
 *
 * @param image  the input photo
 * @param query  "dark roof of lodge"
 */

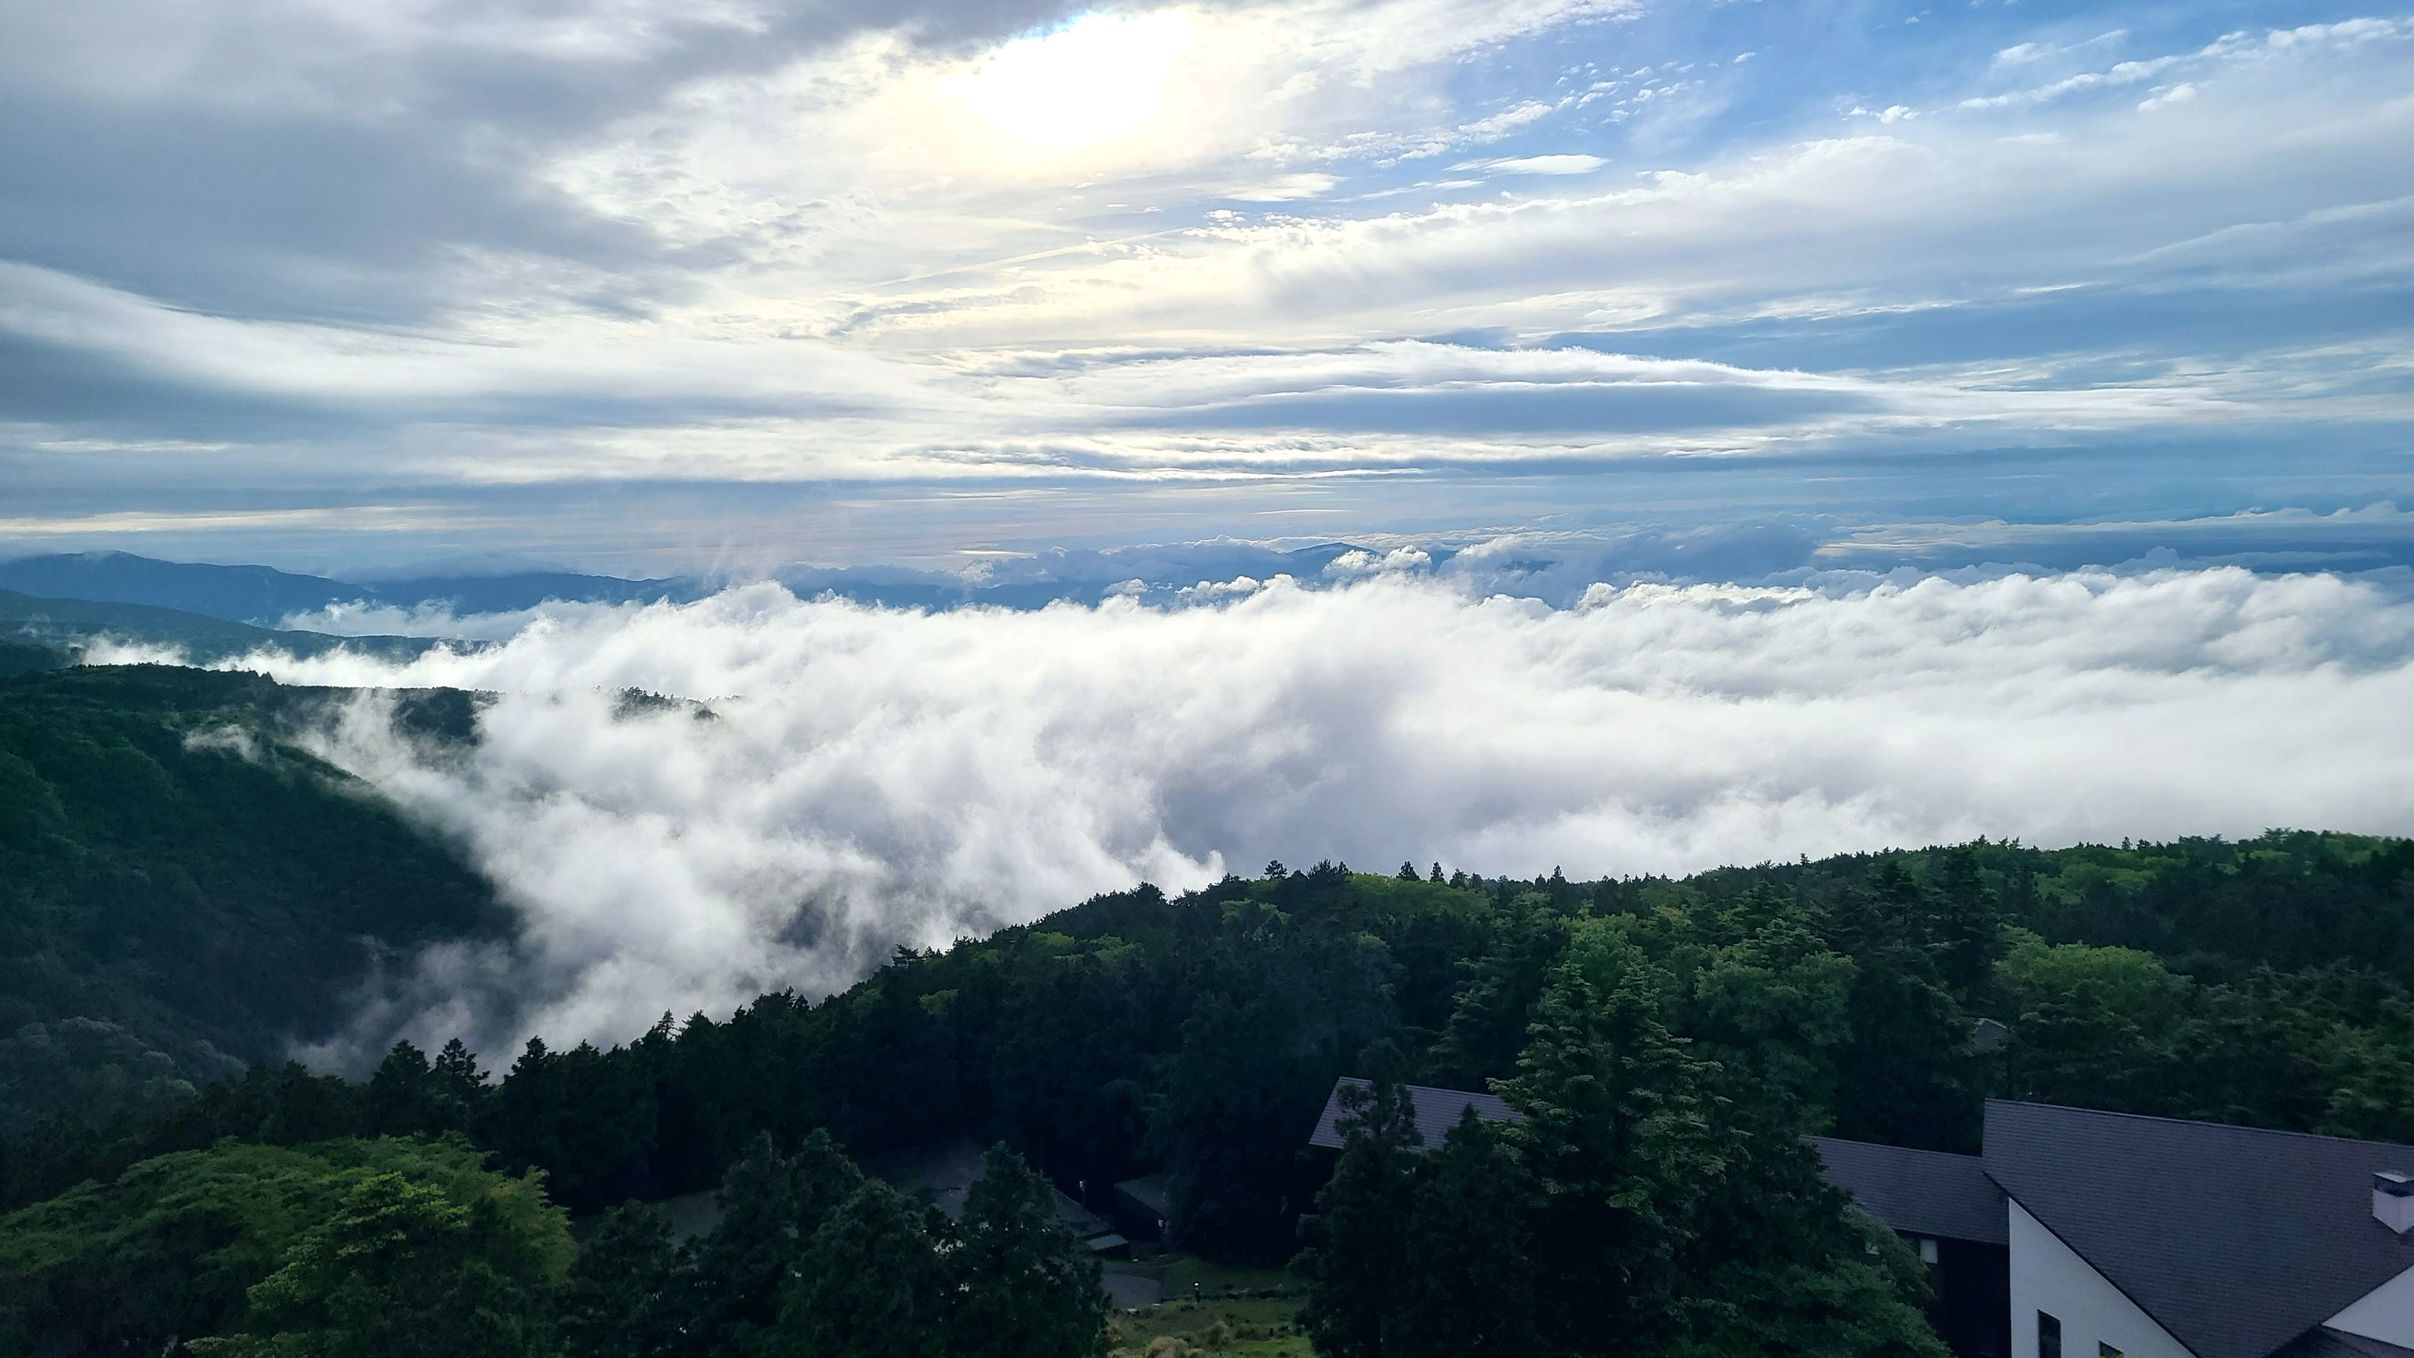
xmin=1984 ymin=1100 xmax=2414 ymax=1358
xmin=1308 ymin=1077 xmax=1524 ymax=1152
xmin=2276 ymin=1330 xmax=2414 ymax=1358
xmin=870 ymin=1138 xmax=1108 ymax=1236
xmin=1114 ymin=1173 xmax=1172 ymax=1219
xmin=1303 ymin=1089 xmax=2414 ymax=1358
xmin=1809 ymin=1136 xmax=2007 ymax=1245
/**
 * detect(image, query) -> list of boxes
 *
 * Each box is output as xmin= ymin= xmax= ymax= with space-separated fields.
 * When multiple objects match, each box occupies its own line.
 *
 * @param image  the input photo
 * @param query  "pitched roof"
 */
xmin=1810 ymin=1136 xmax=2007 ymax=1245
xmin=1051 ymin=1187 xmax=1109 ymax=1239
xmin=2274 ymin=1330 xmax=2414 ymax=1358
xmin=1983 ymin=1101 xmax=2414 ymax=1358
xmin=1307 ymin=1077 xmax=1524 ymax=1152
xmin=1114 ymin=1173 xmax=1172 ymax=1220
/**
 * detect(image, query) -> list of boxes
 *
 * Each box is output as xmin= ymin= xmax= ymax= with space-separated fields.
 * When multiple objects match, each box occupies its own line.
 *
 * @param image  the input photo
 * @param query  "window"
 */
xmin=2038 ymin=1312 xmax=2062 ymax=1358
xmin=1916 ymin=1236 xmax=1940 ymax=1264
xmin=2100 ymin=1346 xmax=2124 ymax=1358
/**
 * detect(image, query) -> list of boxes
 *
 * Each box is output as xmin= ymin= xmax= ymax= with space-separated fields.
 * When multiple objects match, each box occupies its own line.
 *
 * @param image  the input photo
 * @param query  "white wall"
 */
xmin=2328 ymin=1262 xmax=2414 ymax=1345
xmin=2007 ymin=1199 xmax=2196 ymax=1358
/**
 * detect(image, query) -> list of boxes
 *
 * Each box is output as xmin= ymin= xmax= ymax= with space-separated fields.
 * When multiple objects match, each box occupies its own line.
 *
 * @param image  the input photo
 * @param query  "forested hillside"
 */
xmin=26 ymin=831 xmax=2402 ymax=1214
xmin=0 ymin=665 xmax=509 ymax=1139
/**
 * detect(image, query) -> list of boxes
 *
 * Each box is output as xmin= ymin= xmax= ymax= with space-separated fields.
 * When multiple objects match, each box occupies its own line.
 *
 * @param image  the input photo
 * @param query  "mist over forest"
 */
xmin=28 ymin=563 xmax=2398 ymax=1065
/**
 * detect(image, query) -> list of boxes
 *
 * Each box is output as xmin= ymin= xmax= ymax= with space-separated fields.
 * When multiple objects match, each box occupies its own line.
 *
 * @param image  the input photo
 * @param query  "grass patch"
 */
xmin=1161 ymin=1256 xmax=1297 ymax=1298
xmin=1108 ymin=1295 xmax=1309 ymax=1358
xmin=1107 ymin=1254 xmax=1308 ymax=1358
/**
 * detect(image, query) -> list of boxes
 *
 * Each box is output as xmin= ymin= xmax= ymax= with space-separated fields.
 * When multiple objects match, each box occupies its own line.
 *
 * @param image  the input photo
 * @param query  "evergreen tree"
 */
xmin=432 ymin=1039 xmax=490 ymax=1123
xmin=1389 ymin=1111 xmax=1540 ymax=1358
xmin=683 ymin=1131 xmax=866 ymax=1357
xmin=767 ymin=1180 xmax=948 ymax=1358
xmin=1430 ymin=894 xmax=1568 ymax=1086
xmin=558 ymin=1203 xmax=686 ymax=1358
xmin=489 ymin=1037 xmax=561 ymax=1170
xmin=1667 ymin=1223 xmax=1946 ymax=1358
xmin=363 ymin=1041 xmax=439 ymax=1137
xmin=1673 ymin=893 xmax=1856 ymax=1133
xmin=949 ymin=1145 xmax=1107 ymax=1358
xmin=1160 ymin=978 xmax=1328 ymax=1256
xmin=1835 ymin=952 xmax=1976 ymax=1150
xmin=1499 ymin=923 xmax=1723 ymax=1352
xmin=1668 ymin=1099 xmax=1947 ymax=1358
xmin=1297 ymin=1072 xmax=1422 ymax=1358
xmin=1926 ymin=849 xmax=2007 ymax=997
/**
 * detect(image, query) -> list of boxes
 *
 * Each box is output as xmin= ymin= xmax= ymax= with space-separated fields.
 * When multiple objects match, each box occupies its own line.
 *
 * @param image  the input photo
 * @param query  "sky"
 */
xmin=3 ymin=0 xmax=2411 ymax=575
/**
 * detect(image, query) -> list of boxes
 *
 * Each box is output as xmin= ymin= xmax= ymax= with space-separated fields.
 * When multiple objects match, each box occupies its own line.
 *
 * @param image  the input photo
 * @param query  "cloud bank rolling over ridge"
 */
xmin=103 ymin=566 xmax=2414 ymax=1062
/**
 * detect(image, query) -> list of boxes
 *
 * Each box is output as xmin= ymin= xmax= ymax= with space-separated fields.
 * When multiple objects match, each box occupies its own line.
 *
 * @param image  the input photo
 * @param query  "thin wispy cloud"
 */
xmin=0 ymin=0 xmax=2408 ymax=568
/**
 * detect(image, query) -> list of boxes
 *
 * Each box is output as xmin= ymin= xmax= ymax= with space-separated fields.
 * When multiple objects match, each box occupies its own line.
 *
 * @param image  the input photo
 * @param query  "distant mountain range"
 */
xmin=0 ymin=587 xmax=438 ymax=662
xmin=0 ymin=545 xmax=1395 ymax=634
xmin=0 ymin=551 xmax=690 ymax=628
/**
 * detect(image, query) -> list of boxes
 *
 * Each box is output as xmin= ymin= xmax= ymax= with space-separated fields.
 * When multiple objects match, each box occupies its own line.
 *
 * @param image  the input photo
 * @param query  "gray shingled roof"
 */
xmin=1115 ymin=1173 xmax=1172 ymax=1220
xmin=2276 ymin=1330 xmax=2414 ymax=1358
xmin=1810 ymin=1136 xmax=2007 ymax=1245
xmin=1984 ymin=1101 xmax=2414 ymax=1358
xmin=1308 ymin=1077 xmax=1523 ymax=1151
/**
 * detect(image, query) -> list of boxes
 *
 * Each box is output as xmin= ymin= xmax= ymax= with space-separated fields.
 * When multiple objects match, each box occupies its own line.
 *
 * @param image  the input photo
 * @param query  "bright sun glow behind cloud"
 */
xmin=2 ymin=1 xmax=2413 ymax=564
xmin=945 ymin=9 xmax=1199 ymax=165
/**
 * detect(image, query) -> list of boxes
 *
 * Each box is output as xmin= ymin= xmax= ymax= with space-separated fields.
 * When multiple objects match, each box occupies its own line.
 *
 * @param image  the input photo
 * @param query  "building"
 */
xmin=1308 ymin=1080 xmax=2414 ymax=1358
xmin=1820 ymin=1101 xmax=2414 ymax=1358
xmin=1972 ymin=1016 xmax=2014 ymax=1054
xmin=1306 ymin=1075 xmax=1524 ymax=1151
xmin=1810 ymin=1132 xmax=2009 ymax=1358
xmin=867 ymin=1138 xmax=1132 ymax=1256
xmin=1112 ymin=1173 xmax=1174 ymax=1243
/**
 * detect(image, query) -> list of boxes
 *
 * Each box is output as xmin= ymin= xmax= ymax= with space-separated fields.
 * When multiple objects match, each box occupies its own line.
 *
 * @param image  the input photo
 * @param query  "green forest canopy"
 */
xmin=9 ymin=831 xmax=2405 ymax=1356
xmin=0 ymin=664 xmax=507 ymax=1139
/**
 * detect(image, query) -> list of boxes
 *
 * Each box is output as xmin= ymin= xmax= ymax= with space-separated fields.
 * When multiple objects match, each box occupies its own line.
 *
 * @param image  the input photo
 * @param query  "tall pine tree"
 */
xmin=949 ymin=1145 xmax=1107 ymax=1358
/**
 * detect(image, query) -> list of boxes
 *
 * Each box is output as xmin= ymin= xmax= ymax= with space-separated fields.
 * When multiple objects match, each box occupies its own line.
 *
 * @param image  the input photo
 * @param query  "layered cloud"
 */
xmin=3 ymin=1 xmax=2410 ymax=567
xmin=105 ymin=566 xmax=2414 ymax=1059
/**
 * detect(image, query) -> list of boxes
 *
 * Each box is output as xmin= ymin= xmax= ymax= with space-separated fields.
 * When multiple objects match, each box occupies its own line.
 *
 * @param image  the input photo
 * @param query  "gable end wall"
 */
xmin=2327 ymin=1260 xmax=2414 ymax=1345
xmin=2007 ymin=1198 xmax=2197 ymax=1358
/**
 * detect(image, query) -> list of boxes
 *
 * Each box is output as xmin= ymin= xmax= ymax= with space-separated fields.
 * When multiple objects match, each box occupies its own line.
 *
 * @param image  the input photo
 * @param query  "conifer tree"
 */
xmin=949 ymin=1145 xmax=1107 ymax=1358
xmin=558 ymin=1203 xmax=685 ymax=1358
xmin=684 ymin=1131 xmax=865 ymax=1356
xmin=431 ymin=1038 xmax=488 ymax=1122
xmin=1297 ymin=1070 xmax=1422 ymax=1358
xmin=1499 ymin=924 xmax=1721 ymax=1351
xmin=1392 ymin=1112 xmax=1539 ymax=1358
xmin=362 ymin=1041 xmax=438 ymax=1137
xmin=768 ymin=1180 xmax=948 ymax=1358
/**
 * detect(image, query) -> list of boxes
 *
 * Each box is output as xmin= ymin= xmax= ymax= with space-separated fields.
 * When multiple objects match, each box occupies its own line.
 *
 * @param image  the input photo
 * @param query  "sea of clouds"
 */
xmin=102 ymin=566 xmax=2414 ymax=1062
